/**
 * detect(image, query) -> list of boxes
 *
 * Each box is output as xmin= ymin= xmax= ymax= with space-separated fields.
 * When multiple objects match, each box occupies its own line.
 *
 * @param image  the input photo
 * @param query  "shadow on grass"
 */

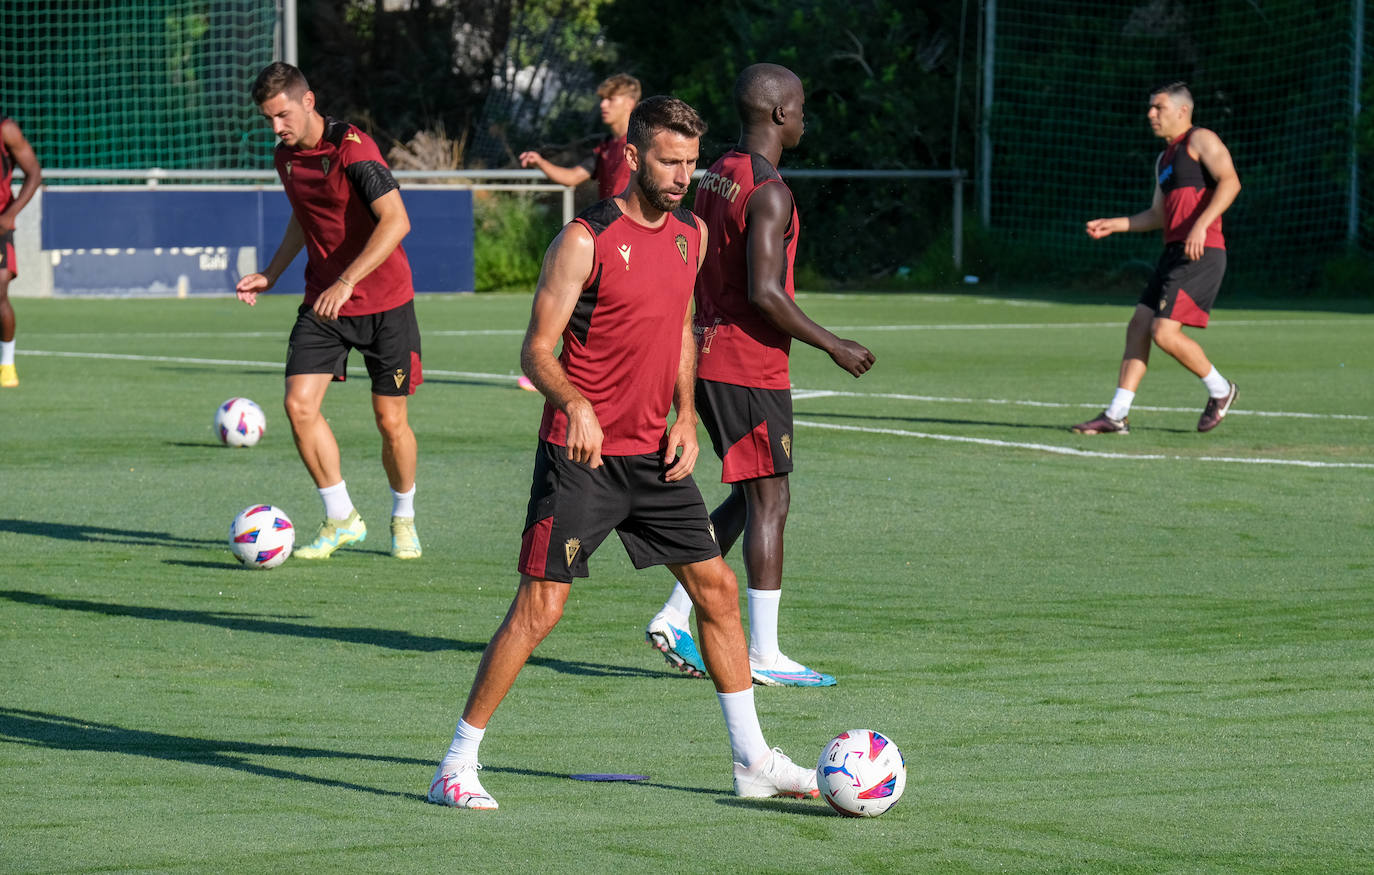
xmin=0 ymin=707 xmax=424 ymax=799
xmin=0 ymin=589 xmax=663 ymax=679
xmin=0 ymin=518 xmax=217 ymax=549
xmin=716 ymin=795 xmax=835 ymax=817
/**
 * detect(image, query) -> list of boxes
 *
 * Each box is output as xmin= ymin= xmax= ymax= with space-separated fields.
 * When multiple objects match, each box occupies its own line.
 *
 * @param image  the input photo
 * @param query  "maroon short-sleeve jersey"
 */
xmin=691 ymin=149 xmax=798 ymax=390
xmin=579 ymin=134 xmax=632 ymax=200
xmin=0 ymin=118 xmax=16 ymax=214
xmin=1158 ymin=127 xmax=1225 ymax=250
xmin=274 ymin=117 xmax=414 ymax=315
xmin=539 ymin=199 xmax=702 ymax=456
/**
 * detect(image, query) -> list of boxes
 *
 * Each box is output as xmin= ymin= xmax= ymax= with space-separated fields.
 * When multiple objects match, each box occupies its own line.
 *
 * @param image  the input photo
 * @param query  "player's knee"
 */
xmin=373 ymin=404 xmax=409 ymax=437
xmin=282 ymin=392 xmax=319 ymax=425
xmin=686 ymin=563 xmax=740 ymax=618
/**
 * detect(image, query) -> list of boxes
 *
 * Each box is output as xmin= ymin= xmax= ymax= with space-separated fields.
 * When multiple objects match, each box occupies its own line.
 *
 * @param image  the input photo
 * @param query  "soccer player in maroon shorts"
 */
xmin=1073 ymin=81 xmax=1241 ymax=436
xmin=646 ymin=64 xmax=874 ymax=687
xmin=237 ymin=63 xmax=423 ymax=560
xmin=427 ymin=96 xmax=819 ymax=810
xmin=0 ymin=115 xmax=42 ymax=388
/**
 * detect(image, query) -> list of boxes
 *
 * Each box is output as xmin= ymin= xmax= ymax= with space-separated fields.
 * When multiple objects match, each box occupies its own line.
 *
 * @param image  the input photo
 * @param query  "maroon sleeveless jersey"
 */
xmin=274 ymin=117 xmax=414 ymax=315
xmin=691 ymin=149 xmax=799 ymax=390
xmin=1158 ymin=127 xmax=1225 ymax=249
xmin=539 ymin=200 xmax=703 ymax=455
xmin=0 ymin=118 xmax=15 ymax=213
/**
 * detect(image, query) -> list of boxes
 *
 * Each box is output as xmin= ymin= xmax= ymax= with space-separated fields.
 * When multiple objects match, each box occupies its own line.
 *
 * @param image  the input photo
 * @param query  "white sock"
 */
xmin=1201 ymin=366 xmax=1230 ymax=398
xmin=439 ymin=718 xmax=485 ymax=772
xmin=661 ymin=582 xmax=694 ymax=626
xmin=717 ymin=688 xmax=770 ymax=768
xmin=0 ymin=339 xmax=14 ymax=366
xmin=319 ymin=480 xmax=354 ymax=521
xmin=1105 ymin=388 xmax=1135 ymax=421
xmin=747 ymin=588 xmax=781 ymax=662
xmin=391 ymin=484 xmax=416 ymax=518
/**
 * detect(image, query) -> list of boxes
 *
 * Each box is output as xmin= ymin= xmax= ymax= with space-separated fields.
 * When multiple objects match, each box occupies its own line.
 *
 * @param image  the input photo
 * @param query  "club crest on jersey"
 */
xmin=675 ymin=234 xmax=689 ymax=264
xmin=780 ymin=434 xmax=792 ymax=460
xmin=564 ymin=538 xmax=582 ymax=567
xmin=320 ymin=157 xmax=330 ymax=176
xmin=393 ymin=368 xmax=406 ymax=388
xmin=618 ymin=244 xmax=632 ymax=269
xmin=285 ymin=161 xmax=292 ymax=177
xmin=345 ymin=131 xmax=362 ymax=145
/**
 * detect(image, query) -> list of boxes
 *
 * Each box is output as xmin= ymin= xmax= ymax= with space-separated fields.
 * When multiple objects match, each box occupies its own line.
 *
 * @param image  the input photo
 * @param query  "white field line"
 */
xmin=794 ymin=420 xmax=1374 ymax=469
xmin=27 ymin=349 xmax=1370 ymax=468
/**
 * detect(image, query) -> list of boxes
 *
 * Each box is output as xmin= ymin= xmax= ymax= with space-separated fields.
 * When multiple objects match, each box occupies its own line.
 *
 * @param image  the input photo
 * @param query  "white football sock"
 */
xmin=1201 ymin=366 xmax=1231 ymax=398
xmin=1105 ymin=388 xmax=1135 ymax=421
xmin=391 ymin=484 xmax=416 ymax=518
xmin=661 ymin=582 xmax=694 ymax=626
xmin=747 ymin=588 xmax=781 ymax=662
xmin=439 ymin=718 xmax=485 ymax=772
xmin=0 ymin=340 xmax=14 ymax=366
xmin=319 ymin=480 xmax=355 ymax=521
xmin=717 ymin=687 xmax=770 ymax=769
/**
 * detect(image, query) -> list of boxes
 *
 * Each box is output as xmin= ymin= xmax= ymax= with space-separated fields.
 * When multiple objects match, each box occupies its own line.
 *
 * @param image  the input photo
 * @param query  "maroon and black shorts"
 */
xmin=517 ymin=440 xmax=721 ymax=583
xmin=286 ymin=299 xmax=422 ymax=396
xmin=696 ymin=378 xmax=795 ymax=483
xmin=0 ymin=231 xmax=15 ymax=278
xmin=1141 ymin=244 xmax=1227 ymax=328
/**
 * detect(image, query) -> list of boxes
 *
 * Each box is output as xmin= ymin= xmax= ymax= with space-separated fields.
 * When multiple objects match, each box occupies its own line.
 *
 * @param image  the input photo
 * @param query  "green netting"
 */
xmin=992 ymin=0 xmax=1371 ymax=284
xmin=0 ymin=0 xmax=278 ymax=173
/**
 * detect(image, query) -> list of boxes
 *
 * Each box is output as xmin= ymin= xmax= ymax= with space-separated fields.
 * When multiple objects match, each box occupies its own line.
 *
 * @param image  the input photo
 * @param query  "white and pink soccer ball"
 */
xmin=228 ymin=505 xmax=294 ymax=569
xmin=816 ymin=729 xmax=906 ymax=817
xmin=214 ymin=397 xmax=266 ymax=447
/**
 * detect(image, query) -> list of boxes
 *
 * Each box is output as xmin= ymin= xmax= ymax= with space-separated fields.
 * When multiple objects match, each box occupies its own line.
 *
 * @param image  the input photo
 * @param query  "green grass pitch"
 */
xmin=2 ymin=291 xmax=1371 ymax=872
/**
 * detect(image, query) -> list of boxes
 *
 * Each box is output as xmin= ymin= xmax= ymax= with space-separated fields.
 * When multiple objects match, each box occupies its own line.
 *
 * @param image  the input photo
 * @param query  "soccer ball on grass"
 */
xmin=229 ymin=505 xmax=294 ymax=569
xmin=816 ymin=729 xmax=906 ymax=817
xmin=215 ymin=397 xmax=266 ymax=447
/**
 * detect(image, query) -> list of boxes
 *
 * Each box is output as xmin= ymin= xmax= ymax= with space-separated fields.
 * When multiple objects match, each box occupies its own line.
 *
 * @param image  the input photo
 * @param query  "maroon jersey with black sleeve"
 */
xmin=274 ymin=117 xmax=414 ymax=316
xmin=578 ymin=134 xmax=632 ymax=200
xmin=1158 ymin=127 xmax=1225 ymax=249
xmin=691 ymin=149 xmax=799 ymax=390
xmin=0 ymin=117 xmax=15 ymax=214
xmin=538 ymin=199 xmax=703 ymax=456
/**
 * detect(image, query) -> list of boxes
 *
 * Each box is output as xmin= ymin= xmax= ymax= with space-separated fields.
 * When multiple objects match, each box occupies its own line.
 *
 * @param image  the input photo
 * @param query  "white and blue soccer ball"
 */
xmin=215 ymin=397 xmax=266 ymax=447
xmin=816 ymin=729 xmax=906 ymax=817
xmin=229 ymin=505 xmax=294 ymax=569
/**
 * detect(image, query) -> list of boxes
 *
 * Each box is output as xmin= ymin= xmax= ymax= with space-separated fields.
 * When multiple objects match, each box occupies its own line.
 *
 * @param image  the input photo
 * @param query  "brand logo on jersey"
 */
xmin=698 ymin=318 xmax=721 ymax=354
xmin=675 ymin=234 xmax=689 ymax=264
xmin=345 ymin=131 xmax=362 ymax=145
xmin=393 ymin=368 xmax=406 ymax=388
xmin=780 ymin=434 xmax=792 ymax=460
xmin=1158 ymin=165 xmax=1174 ymax=186
xmin=697 ymin=169 xmax=742 ymax=203
xmin=564 ymin=537 xmax=581 ymax=567
xmin=708 ymin=523 xmax=717 ymax=544
xmin=320 ymin=157 xmax=330 ymax=176
xmin=618 ymin=244 xmax=632 ymax=269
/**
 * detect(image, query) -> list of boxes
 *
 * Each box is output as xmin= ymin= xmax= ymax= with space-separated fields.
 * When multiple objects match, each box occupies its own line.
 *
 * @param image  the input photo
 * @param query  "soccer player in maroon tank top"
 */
xmin=1073 ymin=82 xmax=1242 ymax=435
xmin=518 ymin=74 xmax=639 ymax=200
xmin=646 ymin=64 xmax=875 ymax=687
xmin=427 ymin=96 xmax=820 ymax=810
xmin=0 ymin=116 xmax=42 ymax=388
xmin=236 ymin=63 xmax=423 ymax=560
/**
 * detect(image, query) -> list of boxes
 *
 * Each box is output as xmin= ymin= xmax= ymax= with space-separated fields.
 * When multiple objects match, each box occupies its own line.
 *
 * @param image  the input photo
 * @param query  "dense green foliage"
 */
xmin=4 ymin=294 xmax=1373 ymax=870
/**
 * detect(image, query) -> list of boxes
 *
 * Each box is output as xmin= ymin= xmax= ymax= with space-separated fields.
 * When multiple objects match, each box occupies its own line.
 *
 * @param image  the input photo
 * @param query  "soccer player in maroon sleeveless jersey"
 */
xmin=427 ymin=96 xmax=820 ymax=810
xmin=645 ymin=64 xmax=874 ymax=687
xmin=1073 ymin=82 xmax=1241 ymax=435
xmin=0 ymin=115 xmax=42 ymax=388
xmin=236 ymin=63 xmax=423 ymax=560
xmin=518 ymin=74 xmax=639 ymax=200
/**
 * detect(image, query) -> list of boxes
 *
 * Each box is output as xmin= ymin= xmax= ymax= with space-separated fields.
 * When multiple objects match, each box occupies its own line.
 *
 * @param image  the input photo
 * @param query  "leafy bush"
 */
xmin=473 ymin=192 xmax=561 ymax=292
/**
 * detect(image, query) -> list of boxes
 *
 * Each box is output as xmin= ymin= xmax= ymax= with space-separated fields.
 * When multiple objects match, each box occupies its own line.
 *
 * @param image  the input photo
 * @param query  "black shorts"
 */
xmin=286 ymin=299 xmax=422 ymax=396
xmin=518 ymin=440 xmax=721 ymax=583
xmin=0 ymin=230 xmax=15 ymax=278
xmin=697 ymin=379 xmax=795 ymax=483
xmin=1141 ymin=244 xmax=1227 ymax=328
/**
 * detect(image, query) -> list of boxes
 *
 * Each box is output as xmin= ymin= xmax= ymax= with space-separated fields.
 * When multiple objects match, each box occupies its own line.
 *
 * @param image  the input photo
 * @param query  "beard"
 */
xmin=637 ymin=171 xmax=687 ymax=213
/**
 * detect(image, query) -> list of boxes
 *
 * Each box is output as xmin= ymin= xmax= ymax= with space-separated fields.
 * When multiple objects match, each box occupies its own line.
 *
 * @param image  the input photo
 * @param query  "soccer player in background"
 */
xmin=236 ymin=62 xmax=423 ymax=560
xmin=0 ymin=115 xmax=42 ymax=388
xmin=519 ymin=73 xmax=640 ymax=200
xmin=646 ymin=64 xmax=875 ymax=687
xmin=427 ymin=96 xmax=819 ymax=810
xmin=1072 ymin=81 xmax=1241 ymax=435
